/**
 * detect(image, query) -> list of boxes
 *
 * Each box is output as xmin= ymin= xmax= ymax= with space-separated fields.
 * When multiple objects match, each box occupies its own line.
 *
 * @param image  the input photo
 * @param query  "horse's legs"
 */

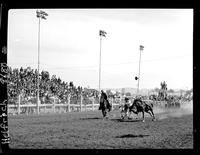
xmin=121 ymin=109 xmax=126 ymax=119
xmin=146 ymin=109 xmax=155 ymax=121
xmin=102 ymin=110 xmax=106 ymax=117
xmin=142 ymin=111 xmax=145 ymax=122
xmin=102 ymin=109 xmax=109 ymax=119
xmin=146 ymin=111 xmax=152 ymax=117
xmin=105 ymin=109 xmax=109 ymax=119
xmin=136 ymin=113 xmax=139 ymax=119
xmin=150 ymin=109 xmax=156 ymax=121
xmin=130 ymin=109 xmax=139 ymax=119
xmin=133 ymin=112 xmax=139 ymax=119
xmin=120 ymin=110 xmax=124 ymax=119
xmin=121 ymin=109 xmax=125 ymax=119
xmin=127 ymin=110 xmax=132 ymax=119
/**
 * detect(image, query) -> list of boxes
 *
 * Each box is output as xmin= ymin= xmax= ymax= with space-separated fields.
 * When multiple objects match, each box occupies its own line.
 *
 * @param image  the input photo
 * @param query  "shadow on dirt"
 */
xmin=80 ymin=117 xmax=101 ymax=120
xmin=110 ymin=118 xmax=142 ymax=122
xmin=116 ymin=134 xmax=149 ymax=138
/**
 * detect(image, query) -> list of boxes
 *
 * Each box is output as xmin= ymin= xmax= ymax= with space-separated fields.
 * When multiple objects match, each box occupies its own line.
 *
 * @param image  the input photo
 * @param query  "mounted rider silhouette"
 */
xmin=99 ymin=90 xmax=111 ymax=111
xmin=124 ymin=97 xmax=130 ymax=110
xmin=124 ymin=97 xmax=131 ymax=115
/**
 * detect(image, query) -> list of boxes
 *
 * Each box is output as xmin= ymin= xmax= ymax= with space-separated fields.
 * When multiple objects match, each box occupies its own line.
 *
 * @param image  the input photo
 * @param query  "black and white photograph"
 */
xmin=1 ymin=8 xmax=193 ymax=151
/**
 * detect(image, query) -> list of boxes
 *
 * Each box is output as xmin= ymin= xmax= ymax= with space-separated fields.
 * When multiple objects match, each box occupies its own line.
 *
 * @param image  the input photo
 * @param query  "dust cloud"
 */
xmin=154 ymin=101 xmax=193 ymax=120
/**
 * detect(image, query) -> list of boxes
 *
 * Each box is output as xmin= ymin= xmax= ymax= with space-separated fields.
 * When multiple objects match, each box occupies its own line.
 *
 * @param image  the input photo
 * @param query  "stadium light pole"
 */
xmin=137 ymin=45 xmax=144 ymax=95
xmin=36 ymin=10 xmax=48 ymax=114
xmin=99 ymin=30 xmax=106 ymax=101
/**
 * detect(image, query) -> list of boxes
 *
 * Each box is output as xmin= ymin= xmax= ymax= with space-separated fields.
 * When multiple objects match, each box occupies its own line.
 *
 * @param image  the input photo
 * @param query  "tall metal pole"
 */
xmin=137 ymin=45 xmax=143 ymax=95
xmin=98 ymin=30 xmax=106 ymax=101
xmin=37 ymin=15 xmax=41 ymax=115
xmin=99 ymin=36 xmax=102 ymax=101
xmin=36 ymin=10 xmax=48 ymax=114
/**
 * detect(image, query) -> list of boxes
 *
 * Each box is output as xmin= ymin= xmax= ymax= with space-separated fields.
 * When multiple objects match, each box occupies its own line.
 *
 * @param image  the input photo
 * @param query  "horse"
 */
xmin=127 ymin=98 xmax=155 ymax=122
xmin=99 ymin=95 xmax=112 ymax=118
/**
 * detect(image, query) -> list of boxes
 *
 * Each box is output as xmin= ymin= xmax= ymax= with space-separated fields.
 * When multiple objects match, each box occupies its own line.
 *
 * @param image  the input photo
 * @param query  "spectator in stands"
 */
xmin=8 ymin=66 xmax=97 ymax=105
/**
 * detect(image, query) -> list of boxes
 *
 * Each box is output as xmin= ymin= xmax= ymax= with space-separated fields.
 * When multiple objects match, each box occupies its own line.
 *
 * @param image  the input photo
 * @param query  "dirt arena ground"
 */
xmin=8 ymin=103 xmax=193 ymax=150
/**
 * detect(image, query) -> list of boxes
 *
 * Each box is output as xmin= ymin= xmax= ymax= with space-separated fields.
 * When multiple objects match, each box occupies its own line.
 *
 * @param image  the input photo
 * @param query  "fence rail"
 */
xmin=7 ymin=95 xmax=122 ymax=115
xmin=8 ymin=96 xmax=190 ymax=115
xmin=8 ymin=103 xmax=121 ymax=115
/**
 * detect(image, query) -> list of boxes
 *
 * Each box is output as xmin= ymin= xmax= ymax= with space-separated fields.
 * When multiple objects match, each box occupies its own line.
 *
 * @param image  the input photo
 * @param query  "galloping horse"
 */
xmin=127 ymin=98 xmax=155 ymax=122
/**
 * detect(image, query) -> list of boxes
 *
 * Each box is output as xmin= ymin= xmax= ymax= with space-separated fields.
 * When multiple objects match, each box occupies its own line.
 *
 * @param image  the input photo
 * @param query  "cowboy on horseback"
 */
xmin=99 ymin=90 xmax=111 ymax=111
xmin=124 ymin=97 xmax=131 ymax=112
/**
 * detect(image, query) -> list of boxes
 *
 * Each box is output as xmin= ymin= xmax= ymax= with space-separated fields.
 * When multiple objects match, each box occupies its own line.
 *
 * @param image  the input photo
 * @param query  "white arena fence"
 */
xmin=7 ymin=95 xmax=192 ymax=115
xmin=8 ymin=95 xmax=121 ymax=115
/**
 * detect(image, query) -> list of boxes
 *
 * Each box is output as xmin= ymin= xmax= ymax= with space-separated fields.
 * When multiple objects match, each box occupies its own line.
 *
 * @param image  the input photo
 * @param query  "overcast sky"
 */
xmin=7 ymin=9 xmax=193 ymax=90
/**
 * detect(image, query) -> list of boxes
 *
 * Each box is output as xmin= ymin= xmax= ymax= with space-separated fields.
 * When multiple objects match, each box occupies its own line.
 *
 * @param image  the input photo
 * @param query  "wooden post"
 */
xmin=68 ymin=95 xmax=71 ymax=112
xmin=80 ymin=94 xmax=82 ymax=112
xmin=37 ymin=98 xmax=41 ymax=115
xmin=26 ymin=101 xmax=28 ymax=115
xmin=18 ymin=94 xmax=20 ymax=115
xmin=43 ymin=97 xmax=46 ymax=114
xmin=85 ymin=103 xmax=86 ymax=112
xmin=37 ymin=98 xmax=39 ymax=114
xmin=44 ymin=103 xmax=46 ymax=114
xmin=53 ymin=97 xmax=55 ymax=113
xmin=111 ymin=97 xmax=114 ymax=110
xmin=92 ymin=97 xmax=94 ymax=111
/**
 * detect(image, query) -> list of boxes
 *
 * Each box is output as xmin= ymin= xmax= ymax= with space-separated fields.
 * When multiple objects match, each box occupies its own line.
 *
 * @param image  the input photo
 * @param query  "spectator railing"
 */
xmin=8 ymin=96 xmax=121 ymax=115
xmin=8 ymin=96 xmax=192 ymax=115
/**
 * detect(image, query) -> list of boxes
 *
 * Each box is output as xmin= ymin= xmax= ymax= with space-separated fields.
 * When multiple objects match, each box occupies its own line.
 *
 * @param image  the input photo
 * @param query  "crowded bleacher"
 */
xmin=7 ymin=66 xmax=99 ymax=105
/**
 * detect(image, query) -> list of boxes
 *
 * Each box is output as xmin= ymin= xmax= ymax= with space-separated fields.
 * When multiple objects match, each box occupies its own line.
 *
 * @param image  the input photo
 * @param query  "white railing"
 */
xmin=8 ymin=96 xmax=121 ymax=115
xmin=8 ymin=96 xmax=190 ymax=115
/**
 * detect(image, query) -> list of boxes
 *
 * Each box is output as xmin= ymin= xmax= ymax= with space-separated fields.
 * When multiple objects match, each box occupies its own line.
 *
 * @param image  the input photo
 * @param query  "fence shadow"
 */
xmin=116 ymin=134 xmax=149 ymax=138
xmin=80 ymin=117 xmax=101 ymax=120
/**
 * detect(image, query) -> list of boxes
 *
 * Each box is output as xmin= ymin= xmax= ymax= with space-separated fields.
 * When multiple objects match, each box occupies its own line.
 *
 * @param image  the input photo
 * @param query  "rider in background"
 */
xmin=124 ymin=97 xmax=130 ymax=115
xmin=101 ymin=90 xmax=108 ymax=100
xmin=120 ymin=97 xmax=131 ymax=119
xmin=99 ymin=90 xmax=108 ymax=110
xmin=99 ymin=90 xmax=112 ymax=111
xmin=124 ymin=97 xmax=130 ymax=108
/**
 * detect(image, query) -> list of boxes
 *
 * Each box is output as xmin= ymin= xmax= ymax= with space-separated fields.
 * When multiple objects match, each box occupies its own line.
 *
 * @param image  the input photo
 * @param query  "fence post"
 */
xmin=26 ymin=101 xmax=28 ymax=115
xmin=44 ymin=103 xmax=46 ymax=114
xmin=53 ymin=97 xmax=55 ymax=113
xmin=164 ymin=101 xmax=166 ymax=108
xmin=37 ymin=97 xmax=40 ymax=115
xmin=92 ymin=97 xmax=94 ymax=111
xmin=43 ymin=97 xmax=46 ymax=114
xmin=68 ymin=95 xmax=71 ymax=112
xmin=18 ymin=94 xmax=20 ymax=115
xmin=120 ymin=95 xmax=123 ymax=105
xmin=111 ymin=97 xmax=114 ymax=110
xmin=80 ymin=94 xmax=82 ymax=112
